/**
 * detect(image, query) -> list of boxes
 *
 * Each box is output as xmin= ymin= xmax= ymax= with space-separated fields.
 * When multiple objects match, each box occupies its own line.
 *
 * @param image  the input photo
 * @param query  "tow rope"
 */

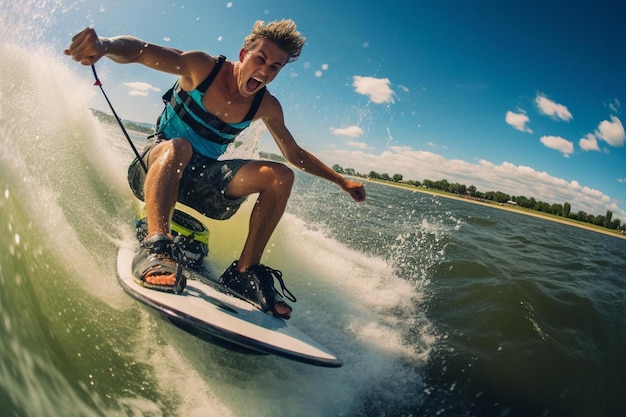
xmin=91 ymin=65 xmax=148 ymax=173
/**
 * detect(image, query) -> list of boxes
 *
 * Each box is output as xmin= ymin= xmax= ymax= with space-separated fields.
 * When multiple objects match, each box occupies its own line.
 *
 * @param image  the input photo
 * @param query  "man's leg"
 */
xmin=223 ymin=161 xmax=295 ymax=315
xmin=142 ymin=138 xmax=193 ymax=286
xmin=224 ymin=160 xmax=295 ymax=268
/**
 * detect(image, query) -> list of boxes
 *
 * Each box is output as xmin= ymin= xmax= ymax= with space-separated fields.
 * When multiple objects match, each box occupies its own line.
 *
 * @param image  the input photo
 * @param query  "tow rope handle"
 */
xmin=91 ymin=65 xmax=148 ymax=173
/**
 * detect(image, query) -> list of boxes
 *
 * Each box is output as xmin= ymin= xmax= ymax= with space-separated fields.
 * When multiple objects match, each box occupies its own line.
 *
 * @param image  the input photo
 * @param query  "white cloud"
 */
xmin=316 ymin=146 xmax=626 ymax=222
xmin=398 ymin=84 xmax=410 ymax=93
xmin=347 ymin=141 xmax=370 ymax=149
xmin=331 ymin=125 xmax=364 ymax=138
xmin=505 ymin=110 xmax=533 ymax=133
xmin=579 ymin=133 xmax=600 ymax=151
xmin=124 ymin=81 xmax=160 ymax=96
xmin=535 ymin=93 xmax=573 ymax=121
xmin=607 ymin=98 xmax=621 ymax=114
xmin=595 ymin=115 xmax=625 ymax=147
xmin=427 ymin=141 xmax=448 ymax=151
xmin=352 ymin=76 xmax=394 ymax=104
xmin=540 ymin=135 xmax=574 ymax=157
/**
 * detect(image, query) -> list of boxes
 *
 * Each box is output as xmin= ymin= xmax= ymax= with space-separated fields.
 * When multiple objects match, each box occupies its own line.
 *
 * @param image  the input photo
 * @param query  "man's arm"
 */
xmin=64 ymin=28 xmax=213 ymax=90
xmin=262 ymin=95 xmax=366 ymax=202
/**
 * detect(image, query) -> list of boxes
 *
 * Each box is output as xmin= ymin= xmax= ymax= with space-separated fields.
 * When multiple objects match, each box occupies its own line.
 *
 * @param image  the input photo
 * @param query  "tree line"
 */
xmin=332 ymin=164 xmax=624 ymax=232
xmin=92 ymin=109 xmax=155 ymax=135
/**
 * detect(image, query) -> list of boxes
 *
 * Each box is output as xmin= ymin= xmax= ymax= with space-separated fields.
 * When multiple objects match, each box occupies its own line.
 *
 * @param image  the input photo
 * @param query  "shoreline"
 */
xmin=363 ymin=178 xmax=626 ymax=241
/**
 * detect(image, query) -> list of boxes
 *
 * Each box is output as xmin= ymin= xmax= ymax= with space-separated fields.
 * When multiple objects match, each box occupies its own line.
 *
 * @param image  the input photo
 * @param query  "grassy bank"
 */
xmin=364 ymin=178 xmax=626 ymax=241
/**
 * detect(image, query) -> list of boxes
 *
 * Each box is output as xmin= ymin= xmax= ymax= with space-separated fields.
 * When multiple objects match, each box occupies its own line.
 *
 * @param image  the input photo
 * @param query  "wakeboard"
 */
xmin=116 ymin=243 xmax=342 ymax=368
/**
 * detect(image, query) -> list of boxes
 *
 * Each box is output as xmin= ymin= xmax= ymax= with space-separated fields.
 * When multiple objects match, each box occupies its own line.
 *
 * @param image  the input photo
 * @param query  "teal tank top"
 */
xmin=157 ymin=55 xmax=266 ymax=159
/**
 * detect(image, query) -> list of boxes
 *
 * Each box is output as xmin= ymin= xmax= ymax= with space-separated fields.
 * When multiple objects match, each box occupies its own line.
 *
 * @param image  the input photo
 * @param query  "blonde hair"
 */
xmin=243 ymin=19 xmax=305 ymax=63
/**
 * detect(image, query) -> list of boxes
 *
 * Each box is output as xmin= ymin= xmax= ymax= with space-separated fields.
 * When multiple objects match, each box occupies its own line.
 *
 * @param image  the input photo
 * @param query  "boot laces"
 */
xmin=259 ymin=265 xmax=297 ymax=303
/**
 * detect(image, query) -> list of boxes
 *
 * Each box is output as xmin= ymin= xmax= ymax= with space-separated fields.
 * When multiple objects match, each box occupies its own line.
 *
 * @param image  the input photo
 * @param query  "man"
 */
xmin=65 ymin=20 xmax=365 ymax=319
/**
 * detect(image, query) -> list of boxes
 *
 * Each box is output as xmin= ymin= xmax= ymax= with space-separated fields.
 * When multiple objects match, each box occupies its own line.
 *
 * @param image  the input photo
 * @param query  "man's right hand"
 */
xmin=64 ymin=28 xmax=105 ymax=65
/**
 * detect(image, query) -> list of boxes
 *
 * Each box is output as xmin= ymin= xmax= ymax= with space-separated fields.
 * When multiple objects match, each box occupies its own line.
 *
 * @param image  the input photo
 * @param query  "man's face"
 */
xmin=238 ymin=39 xmax=288 ymax=97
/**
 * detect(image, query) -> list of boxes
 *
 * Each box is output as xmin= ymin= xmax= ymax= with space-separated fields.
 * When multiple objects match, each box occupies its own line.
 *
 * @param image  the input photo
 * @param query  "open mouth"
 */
xmin=246 ymin=77 xmax=263 ymax=93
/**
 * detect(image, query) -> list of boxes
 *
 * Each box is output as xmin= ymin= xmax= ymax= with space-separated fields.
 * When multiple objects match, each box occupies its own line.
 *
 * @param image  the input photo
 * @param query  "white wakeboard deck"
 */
xmin=116 ymin=246 xmax=342 ymax=367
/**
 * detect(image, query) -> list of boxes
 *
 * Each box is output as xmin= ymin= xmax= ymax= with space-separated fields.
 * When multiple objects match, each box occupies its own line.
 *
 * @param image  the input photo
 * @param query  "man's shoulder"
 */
xmin=186 ymin=51 xmax=219 ymax=69
xmin=256 ymin=90 xmax=282 ymax=119
xmin=180 ymin=52 xmax=219 ymax=89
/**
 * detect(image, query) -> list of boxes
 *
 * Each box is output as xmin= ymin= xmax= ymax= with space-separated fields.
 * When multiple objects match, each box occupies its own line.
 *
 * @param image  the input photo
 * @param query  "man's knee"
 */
xmin=262 ymin=162 xmax=294 ymax=187
xmin=149 ymin=138 xmax=193 ymax=167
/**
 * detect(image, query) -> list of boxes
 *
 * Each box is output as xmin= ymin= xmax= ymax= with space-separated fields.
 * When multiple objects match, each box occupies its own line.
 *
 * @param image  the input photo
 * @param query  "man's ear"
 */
xmin=239 ymin=47 xmax=247 ymax=62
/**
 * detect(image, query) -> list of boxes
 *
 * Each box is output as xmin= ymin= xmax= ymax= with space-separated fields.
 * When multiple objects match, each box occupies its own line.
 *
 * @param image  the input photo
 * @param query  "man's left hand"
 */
xmin=342 ymin=179 xmax=366 ymax=202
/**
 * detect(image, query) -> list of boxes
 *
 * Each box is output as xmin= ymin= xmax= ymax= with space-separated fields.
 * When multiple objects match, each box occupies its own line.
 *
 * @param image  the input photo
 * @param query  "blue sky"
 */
xmin=20 ymin=0 xmax=626 ymax=221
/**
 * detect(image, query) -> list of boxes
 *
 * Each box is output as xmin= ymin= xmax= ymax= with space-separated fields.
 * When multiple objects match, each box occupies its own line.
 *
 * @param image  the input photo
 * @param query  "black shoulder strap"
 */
xmin=196 ymin=55 xmax=226 ymax=93
xmin=161 ymin=55 xmax=226 ymax=105
xmin=243 ymin=87 xmax=266 ymax=122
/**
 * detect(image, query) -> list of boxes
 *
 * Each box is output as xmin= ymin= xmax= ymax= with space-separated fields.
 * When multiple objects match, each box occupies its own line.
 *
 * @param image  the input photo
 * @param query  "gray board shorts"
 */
xmin=128 ymin=137 xmax=249 ymax=220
